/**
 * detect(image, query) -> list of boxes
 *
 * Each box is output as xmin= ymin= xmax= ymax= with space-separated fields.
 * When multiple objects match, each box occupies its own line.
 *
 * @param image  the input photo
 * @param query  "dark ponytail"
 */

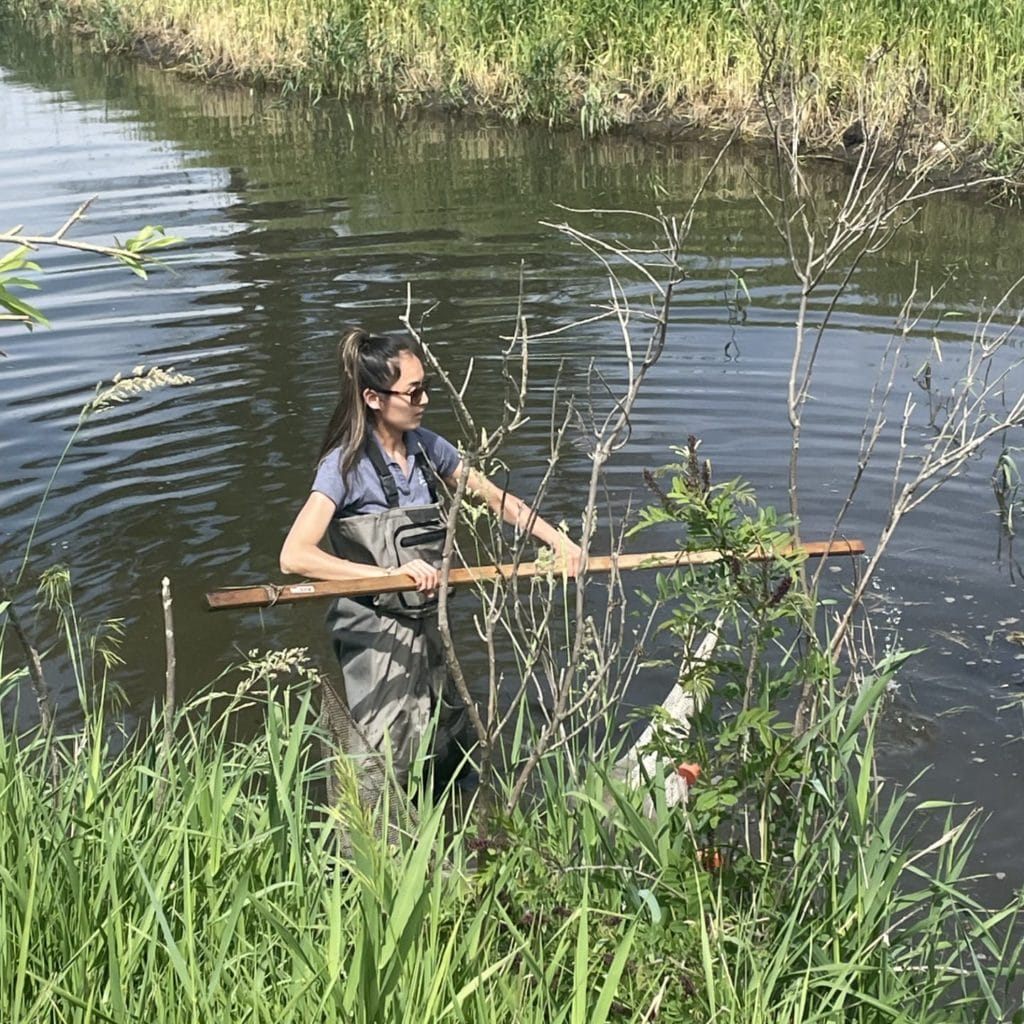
xmin=316 ymin=326 xmax=422 ymax=478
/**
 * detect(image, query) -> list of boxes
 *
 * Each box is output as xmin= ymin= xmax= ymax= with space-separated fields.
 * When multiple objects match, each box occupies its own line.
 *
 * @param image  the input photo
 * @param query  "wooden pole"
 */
xmin=205 ymin=539 xmax=864 ymax=611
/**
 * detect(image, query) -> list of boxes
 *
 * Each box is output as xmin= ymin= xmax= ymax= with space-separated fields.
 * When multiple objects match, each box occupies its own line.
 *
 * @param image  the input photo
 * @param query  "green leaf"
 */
xmin=1 ymin=276 xmax=41 ymax=291
xmin=590 ymin=923 xmax=638 ymax=1024
xmin=571 ymin=894 xmax=589 ymax=1024
xmin=635 ymin=888 xmax=662 ymax=925
xmin=0 ymin=285 xmax=48 ymax=326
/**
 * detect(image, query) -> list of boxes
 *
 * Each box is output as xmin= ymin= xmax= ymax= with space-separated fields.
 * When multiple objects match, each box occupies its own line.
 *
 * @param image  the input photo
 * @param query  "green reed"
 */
xmin=0 ymin=629 xmax=1020 ymax=1022
xmin=0 ymin=652 xmax=654 ymax=1023
xmin=8 ymin=0 xmax=1024 ymax=169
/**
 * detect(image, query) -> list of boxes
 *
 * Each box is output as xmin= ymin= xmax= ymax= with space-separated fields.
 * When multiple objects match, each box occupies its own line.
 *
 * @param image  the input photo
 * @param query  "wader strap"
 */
xmin=365 ymin=437 xmax=401 ymax=508
xmin=417 ymin=451 xmax=441 ymax=504
xmin=364 ymin=435 xmax=439 ymax=509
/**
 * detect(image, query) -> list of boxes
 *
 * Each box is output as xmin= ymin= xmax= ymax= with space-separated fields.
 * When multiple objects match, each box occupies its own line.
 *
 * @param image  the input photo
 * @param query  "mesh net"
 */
xmin=317 ymin=675 xmax=419 ymax=849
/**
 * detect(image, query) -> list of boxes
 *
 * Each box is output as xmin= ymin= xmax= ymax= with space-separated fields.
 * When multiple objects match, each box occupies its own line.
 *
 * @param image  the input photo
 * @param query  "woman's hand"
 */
xmin=394 ymin=558 xmax=442 ymax=595
xmin=550 ymin=539 xmax=583 ymax=578
xmin=446 ymin=462 xmax=584 ymax=580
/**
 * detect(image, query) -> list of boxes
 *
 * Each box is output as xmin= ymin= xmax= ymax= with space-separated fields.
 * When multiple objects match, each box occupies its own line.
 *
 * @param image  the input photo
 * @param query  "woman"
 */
xmin=280 ymin=327 xmax=581 ymax=813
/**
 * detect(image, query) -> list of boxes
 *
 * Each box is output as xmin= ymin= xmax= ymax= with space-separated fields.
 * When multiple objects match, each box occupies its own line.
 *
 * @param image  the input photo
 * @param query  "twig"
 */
xmin=156 ymin=576 xmax=176 ymax=808
xmin=0 ymin=197 xmax=130 ymax=261
xmin=0 ymin=577 xmax=61 ymax=791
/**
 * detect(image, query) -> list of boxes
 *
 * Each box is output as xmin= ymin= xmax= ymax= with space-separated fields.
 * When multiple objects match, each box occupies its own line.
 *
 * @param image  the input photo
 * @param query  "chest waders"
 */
xmin=319 ymin=439 xmax=468 ymax=834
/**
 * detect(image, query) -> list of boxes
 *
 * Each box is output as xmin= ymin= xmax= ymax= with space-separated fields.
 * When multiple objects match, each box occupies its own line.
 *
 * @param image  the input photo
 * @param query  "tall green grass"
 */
xmin=7 ymin=0 xmax=1024 ymax=168
xmin=0 ymin=635 xmax=1020 ymax=1022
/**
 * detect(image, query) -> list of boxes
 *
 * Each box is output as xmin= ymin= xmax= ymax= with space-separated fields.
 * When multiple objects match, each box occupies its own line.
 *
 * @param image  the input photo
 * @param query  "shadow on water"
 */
xmin=1 ymin=18 xmax=1023 ymax=897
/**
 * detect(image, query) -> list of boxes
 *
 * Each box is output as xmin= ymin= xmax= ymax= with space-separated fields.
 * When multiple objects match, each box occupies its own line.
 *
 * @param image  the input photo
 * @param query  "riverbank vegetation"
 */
xmin=1 ymin=641 xmax=1020 ymax=1022
xmin=3 ymin=0 xmax=1024 ymax=175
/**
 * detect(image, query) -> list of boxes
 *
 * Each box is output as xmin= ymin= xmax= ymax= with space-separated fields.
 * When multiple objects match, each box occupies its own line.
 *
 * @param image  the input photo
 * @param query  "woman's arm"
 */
xmin=280 ymin=492 xmax=440 ymax=590
xmin=448 ymin=463 xmax=582 ymax=575
xmin=279 ymin=492 xmax=377 ymax=579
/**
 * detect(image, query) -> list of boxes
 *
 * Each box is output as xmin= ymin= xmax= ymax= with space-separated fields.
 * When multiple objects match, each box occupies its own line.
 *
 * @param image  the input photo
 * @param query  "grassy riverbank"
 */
xmin=5 ymin=0 xmax=1024 ymax=173
xmin=1 ymin=657 xmax=1020 ymax=1023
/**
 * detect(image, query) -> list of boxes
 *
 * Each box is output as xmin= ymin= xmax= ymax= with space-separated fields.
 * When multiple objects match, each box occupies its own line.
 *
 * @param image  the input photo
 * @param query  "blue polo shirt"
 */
xmin=312 ymin=428 xmax=460 ymax=516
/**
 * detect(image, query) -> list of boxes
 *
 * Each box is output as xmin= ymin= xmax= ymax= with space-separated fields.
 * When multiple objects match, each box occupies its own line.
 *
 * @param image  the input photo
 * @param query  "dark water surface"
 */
xmin=1 ymin=26 xmax=1022 ymax=894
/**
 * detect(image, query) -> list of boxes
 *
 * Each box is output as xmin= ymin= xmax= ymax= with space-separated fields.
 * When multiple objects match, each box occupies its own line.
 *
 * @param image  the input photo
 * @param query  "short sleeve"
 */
xmin=415 ymin=428 xmax=460 ymax=478
xmin=311 ymin=447 xmax=348 ymax=510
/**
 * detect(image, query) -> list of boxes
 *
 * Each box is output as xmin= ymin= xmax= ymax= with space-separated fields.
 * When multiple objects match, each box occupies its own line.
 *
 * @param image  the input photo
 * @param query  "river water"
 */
xmin=1 ymin=25 xmax=1022 ymax=894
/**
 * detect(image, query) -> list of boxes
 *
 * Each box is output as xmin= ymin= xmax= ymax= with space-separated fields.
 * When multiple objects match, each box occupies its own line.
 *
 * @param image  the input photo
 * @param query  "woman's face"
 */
xmin=365 ymin=351 xmax=430 ymax=432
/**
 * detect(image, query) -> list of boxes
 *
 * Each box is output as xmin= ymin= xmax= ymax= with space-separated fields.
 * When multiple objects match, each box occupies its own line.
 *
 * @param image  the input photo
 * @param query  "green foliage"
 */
xmin=632 ymin=435 xmax=814 ymax=705
xmin=0 ymin=658 xmax=659 ymax=1022
xmin=0 ymin=220 xmax=180 ymax=341
xmin=629 ymin=437 xmax=820 ymax=856
xmin=0 ymin=244 xmax=47 ymax=331
xmin=619 ymin=442 xmax=1024 ymax=1018
xmin=9 ymin=0 xmax=1024 ymax=169
xmin=113 ymin=224 xmax=180 ymax=277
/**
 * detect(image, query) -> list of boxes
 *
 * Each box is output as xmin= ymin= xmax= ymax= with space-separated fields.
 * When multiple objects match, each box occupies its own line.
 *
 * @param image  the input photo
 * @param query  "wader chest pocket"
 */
xmin=384 ymin=512 xmax=448 ymax=616
xmin=328 ymin=503 xmax=449 ymax=620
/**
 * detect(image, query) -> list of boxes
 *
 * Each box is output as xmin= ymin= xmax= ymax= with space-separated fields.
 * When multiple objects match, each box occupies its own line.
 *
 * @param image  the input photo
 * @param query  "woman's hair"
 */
xmin=316 ymin=326 xmax=423 ymax=478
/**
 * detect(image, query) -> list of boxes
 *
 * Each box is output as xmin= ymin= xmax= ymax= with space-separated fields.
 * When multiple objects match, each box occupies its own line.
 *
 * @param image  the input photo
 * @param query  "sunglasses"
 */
xmin=376 ymin=375 xmax=433 ymax=405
